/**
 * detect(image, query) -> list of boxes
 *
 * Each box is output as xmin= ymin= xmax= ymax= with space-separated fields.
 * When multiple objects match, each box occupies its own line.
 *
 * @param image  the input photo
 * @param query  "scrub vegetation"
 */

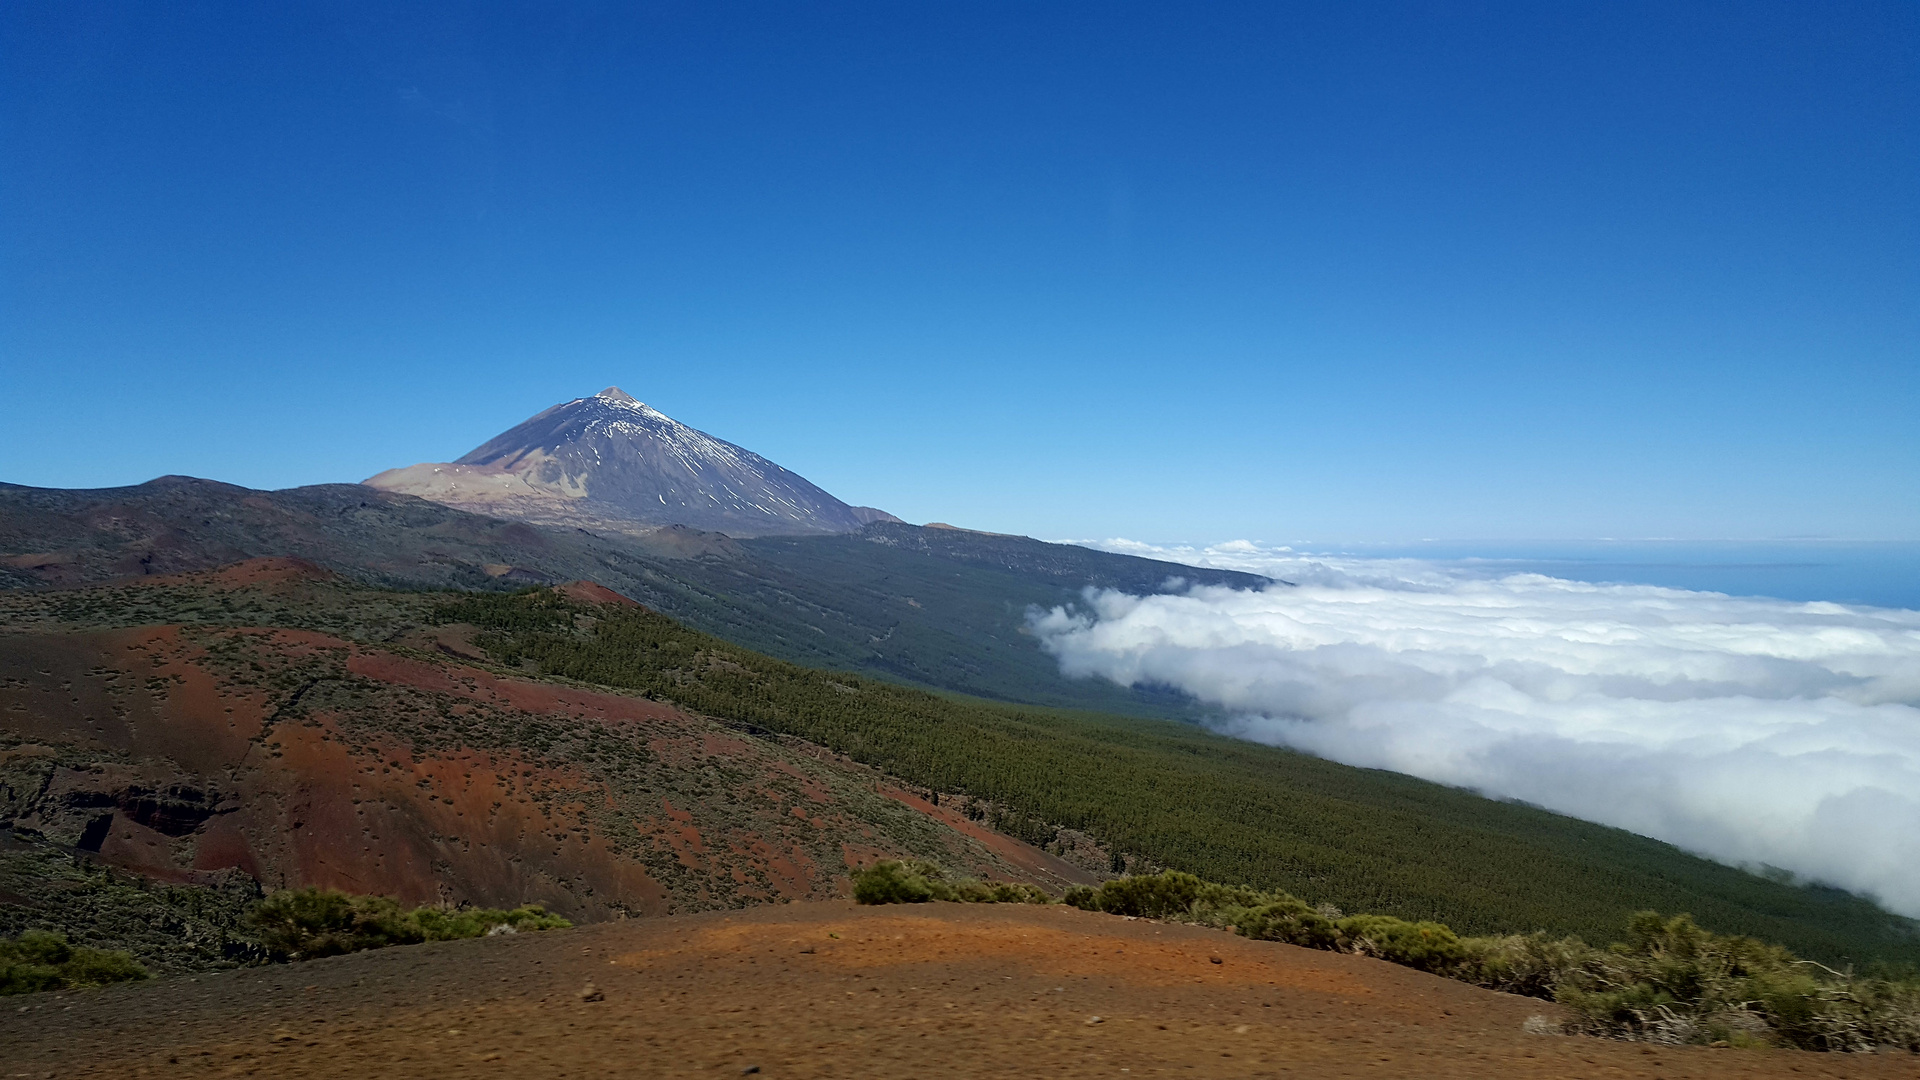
xmin=856 ymin=863 xmax=1920 ymax=1053
xmin=0 ymin=930 xmax=147 ymax=995
xmin=247 ymin=888 xmax=570 ymax=960
xmin=850 ymin=859 xmax=1052 ymax=906
xmin=0 ymin=835 xmax=267 ymax=973
xmin=0 ymin=882 xmax=570 ymax=994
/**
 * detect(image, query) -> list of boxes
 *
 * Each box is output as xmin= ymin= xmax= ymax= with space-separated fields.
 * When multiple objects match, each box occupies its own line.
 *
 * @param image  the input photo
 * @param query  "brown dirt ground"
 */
xmin=5 ymin=902 xmax=1912 ymax=1080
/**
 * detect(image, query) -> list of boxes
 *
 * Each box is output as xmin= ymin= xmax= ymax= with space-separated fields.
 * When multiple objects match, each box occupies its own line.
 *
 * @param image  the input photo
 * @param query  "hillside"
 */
xmin=640 ymin=522 xmax=1268 ymax=710
xmin=429 ymin=586 xmax=1920 ymax=967
xmin=0 ymin=476 xmax=1264 ymax=717
xmin=0 ymin=562 xmax=1092 ymax=972
xmin=6 ymin=901 xmax=1910 ymax=1080
xmin=5 ymin=565 xmax=1914 ymax=969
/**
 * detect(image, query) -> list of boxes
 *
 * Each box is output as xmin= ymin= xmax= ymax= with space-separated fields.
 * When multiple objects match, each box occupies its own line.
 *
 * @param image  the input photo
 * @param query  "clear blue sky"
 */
xmin=3 ymin=2 xmax=1915 ymax=542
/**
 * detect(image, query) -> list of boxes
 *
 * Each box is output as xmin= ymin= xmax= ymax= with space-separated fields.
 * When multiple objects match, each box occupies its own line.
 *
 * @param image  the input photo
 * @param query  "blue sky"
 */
xmin=3 ymin=2 xmax=1915 ymax=542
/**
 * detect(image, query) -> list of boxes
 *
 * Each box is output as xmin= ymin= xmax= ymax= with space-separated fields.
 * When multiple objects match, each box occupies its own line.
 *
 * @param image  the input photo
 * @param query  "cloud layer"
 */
xmin=1032 ymin=541 xmax=1920 ymax=916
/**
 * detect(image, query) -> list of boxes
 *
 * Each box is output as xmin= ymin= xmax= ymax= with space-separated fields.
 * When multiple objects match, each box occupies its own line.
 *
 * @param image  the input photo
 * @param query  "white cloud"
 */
xmin=1031 ymin=540 xmax=1920 ymax=916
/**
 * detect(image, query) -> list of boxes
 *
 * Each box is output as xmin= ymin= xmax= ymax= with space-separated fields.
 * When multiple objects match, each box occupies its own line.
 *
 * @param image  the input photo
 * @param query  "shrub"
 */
xmin=247 ymin=888 xmax=570 ymax=961
xmin=1234 ymin=897 xmax=1343 ymax=950
xmin=1063 ymin=870 xmax=1265 ymax=921
xmin=981 ymin=881 xmax=1053 ymax=904
xmin=248 ymin=890 xmax=415 ymax=959
xmin=1065 ymin=870 xmax=1202 ymax=918
xmin=851 ymin=861 xmax=1052 ymax=906
xmin=1455 ymin=931 xmax=1593 ymax=998
xmin=851 ymin=860 xmax=946 ymax=904
xmin=1548 ymin=912 xmax=1920 ymax=1052
xmin=933 ymin=866 xmax=1920 ymax=1053
xmin=410 ymin=904 xmax=572 ymax=940
xmin=0 ymin=931 xmax=147 ymax=995
xmin=1334 ymin=914 xmax=1466 ymax=972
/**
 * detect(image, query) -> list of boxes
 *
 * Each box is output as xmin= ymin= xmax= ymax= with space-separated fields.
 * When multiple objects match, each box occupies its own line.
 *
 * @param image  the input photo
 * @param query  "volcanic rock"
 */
xmin=366 ymin=388 xmax=891 ymax=536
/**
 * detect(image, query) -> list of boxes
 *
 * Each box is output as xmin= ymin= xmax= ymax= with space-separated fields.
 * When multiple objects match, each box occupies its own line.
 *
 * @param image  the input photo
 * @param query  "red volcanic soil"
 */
xmin=555 ymin=579 xmax=640 ymax=607
xmin=4 ymin=901 xmax=1906 ymax=1080
xmin=137 ymin=555 xmax=340 ymax=588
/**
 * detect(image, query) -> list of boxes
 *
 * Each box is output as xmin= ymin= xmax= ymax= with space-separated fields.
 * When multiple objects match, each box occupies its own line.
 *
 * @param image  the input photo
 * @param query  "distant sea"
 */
xmin=1318 ymin=540 xmax=1920 ymax=611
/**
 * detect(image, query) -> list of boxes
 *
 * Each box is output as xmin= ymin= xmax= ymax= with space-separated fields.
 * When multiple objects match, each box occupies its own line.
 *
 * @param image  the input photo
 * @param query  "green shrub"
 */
xmin=1065 ymin=870 xmax=1203 ymax=918
xmin=1221 ymin=896 xmax=1465 ymax=972
xmin=1334 ymin=914 xmax=1466 ymax=972
xmin=410 ymin=903 xmax=572 ymax=940
xmin=1548 ymin=912 xmax=1920 ymax=1052
xmin=0 ymin=930 xmax=147 ymax=995
xmin=850 ymin=861 xmax=1052 ymax=906
xmin=929 ymin=866 xmax=1920 ymax=1053
xmin=1455 ymin=931 xmax=1593 ymax=997
xmin=247 ymin=888 xmax=570 ymax=960
xmin=1062 ymin=870 xmax=1266 ymax=921
xmin=978 ymin=881 xmax=1053 ymax=904
xmin=852 ymin=860 xmax=945 ymax=904
xmin=1226 ymin=897 xmax=1327 ymax=944
xmin=248 ymin=890 xmax=414 ymax=959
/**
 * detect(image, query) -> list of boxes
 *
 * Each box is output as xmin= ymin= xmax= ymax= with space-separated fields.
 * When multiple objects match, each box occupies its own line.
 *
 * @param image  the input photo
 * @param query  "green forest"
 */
xmin=435 ymin=589 xmax=1920 ymax=968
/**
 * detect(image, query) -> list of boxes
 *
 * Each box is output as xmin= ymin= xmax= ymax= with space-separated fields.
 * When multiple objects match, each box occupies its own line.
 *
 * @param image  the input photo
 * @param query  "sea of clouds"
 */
xmin=1030 ymin=540 xmax=1920 ymax=917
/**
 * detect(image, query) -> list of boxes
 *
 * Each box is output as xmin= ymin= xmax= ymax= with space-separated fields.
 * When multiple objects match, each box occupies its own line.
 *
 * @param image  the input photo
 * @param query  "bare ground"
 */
xmin=4 ymin=901 xmax=1912 ymax=1080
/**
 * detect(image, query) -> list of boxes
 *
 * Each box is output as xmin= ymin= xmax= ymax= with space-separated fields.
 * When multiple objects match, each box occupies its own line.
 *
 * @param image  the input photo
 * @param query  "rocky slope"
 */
xmin=366 ymin=388 xmax=898 ymax=536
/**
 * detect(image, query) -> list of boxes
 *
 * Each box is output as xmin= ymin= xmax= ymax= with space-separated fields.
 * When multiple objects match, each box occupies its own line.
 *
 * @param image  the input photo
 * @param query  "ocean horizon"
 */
xmin=1313 ymin=539 xmax=1920 ymax=611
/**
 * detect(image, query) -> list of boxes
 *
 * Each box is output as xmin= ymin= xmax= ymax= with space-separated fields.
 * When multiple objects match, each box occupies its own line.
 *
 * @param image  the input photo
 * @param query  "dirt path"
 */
xmin=4 ymin=902 xmax=1910 ymax=1079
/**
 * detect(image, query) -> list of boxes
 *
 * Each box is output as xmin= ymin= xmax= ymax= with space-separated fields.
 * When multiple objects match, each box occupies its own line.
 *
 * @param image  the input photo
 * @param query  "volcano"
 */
xmin=365 ymin=388 xmax=898 ymax=536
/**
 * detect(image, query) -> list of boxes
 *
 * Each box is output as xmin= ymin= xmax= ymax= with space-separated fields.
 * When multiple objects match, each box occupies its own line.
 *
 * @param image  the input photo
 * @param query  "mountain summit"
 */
xmin=366 ymin=388 xmax=898 ymax=536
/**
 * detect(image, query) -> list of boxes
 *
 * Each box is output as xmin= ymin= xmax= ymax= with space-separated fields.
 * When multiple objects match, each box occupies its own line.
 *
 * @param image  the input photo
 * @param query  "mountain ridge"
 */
xmin=0 ymin=475 xmax=1265 ymax=717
